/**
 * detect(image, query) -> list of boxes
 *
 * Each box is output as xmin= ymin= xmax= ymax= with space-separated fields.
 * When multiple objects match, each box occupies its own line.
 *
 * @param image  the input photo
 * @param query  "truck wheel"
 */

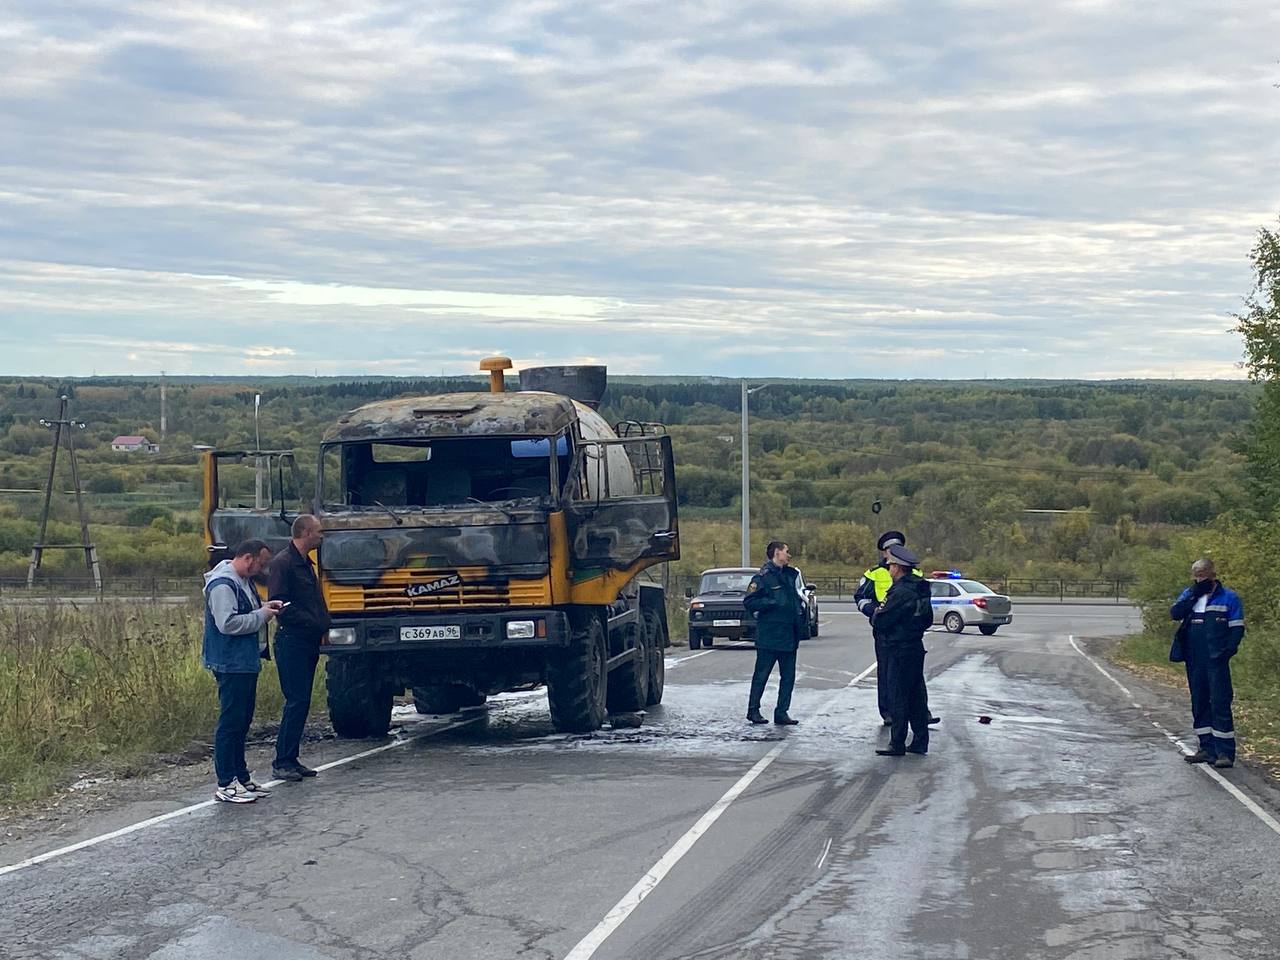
xmin=326 ymin=655 xmax=394 ymax=739
xmin=547 ymin=610 xmax=608 ymax=732
xmin=810 ymin=614 xmax=820 ymax=638
xmin=412 ymin=684 xmax=484 ymax=714
xmin=978 ymin=625 xmax=998 ymax=636
xmin=688 ymin=631 xmax=701 ymax=650
xmin=944 ymin=612 xmax=965 ymax=633
xmin=644 ymin=609 xmax=666 ymax=706
xmin=608 ymin=619 xmax=650 ymax=713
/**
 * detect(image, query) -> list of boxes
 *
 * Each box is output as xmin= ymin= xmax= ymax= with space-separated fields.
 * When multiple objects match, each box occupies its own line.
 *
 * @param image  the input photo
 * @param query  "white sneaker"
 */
xmin=214 ymin=783 xmax=257 ymax=804
xmin=239 ymin=779 xmax=271 ymax=797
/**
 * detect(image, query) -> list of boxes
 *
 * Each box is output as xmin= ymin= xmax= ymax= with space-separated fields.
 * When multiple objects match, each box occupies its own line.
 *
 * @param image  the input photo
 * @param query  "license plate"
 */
xmin=400 ymin=625 xmax=461 ymax=641
xmin=712 ymin=619 xmax=740 ymax=627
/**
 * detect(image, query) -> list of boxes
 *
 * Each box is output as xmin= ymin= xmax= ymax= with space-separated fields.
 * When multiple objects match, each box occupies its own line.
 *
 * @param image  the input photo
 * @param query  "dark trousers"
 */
xmin=1185 ymin=648 xmax=1235 ymax=761
xmin=748 ymin=649 xmax=796 ymax=719
xmin=213 ymin=671 xmax=259 ymax=787
xmin=274 ymin=632 xmax=321 ymax=766
xmin=876 ymin=633 xmax=932 ymax=722
xmin=874 ymin=634 xmax=890 ymax=720
xmin=885 ymin=647 xmax=929 ymax=752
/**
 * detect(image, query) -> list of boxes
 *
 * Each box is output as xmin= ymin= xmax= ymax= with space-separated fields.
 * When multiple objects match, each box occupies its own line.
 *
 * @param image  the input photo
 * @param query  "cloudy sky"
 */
xmin=2 ymin=1 xmax=1277 ymax=379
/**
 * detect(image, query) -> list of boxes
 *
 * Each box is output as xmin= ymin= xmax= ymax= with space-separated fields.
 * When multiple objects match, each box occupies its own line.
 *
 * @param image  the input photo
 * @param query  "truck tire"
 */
xmin=688 ymin=631 xmax=701 ymax=650
xmin=643 ymin=608 xmax=666 ymax=706
xmin=809 ymin=613 xmax=820 ymax=638
xmin=608 ymin=619 xmax=650 ymax=713
xmin=326 ymin=655 xmax=395 ymax=739
xmin=547 ymin=610 xmax=608 ymax=732
xmin=413 ymin=684 xmax=486 ymax=715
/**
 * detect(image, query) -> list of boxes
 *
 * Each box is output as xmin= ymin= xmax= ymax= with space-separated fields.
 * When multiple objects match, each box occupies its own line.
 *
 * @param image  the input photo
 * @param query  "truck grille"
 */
xmin=324 ymin=569 xmax=551 ymax=613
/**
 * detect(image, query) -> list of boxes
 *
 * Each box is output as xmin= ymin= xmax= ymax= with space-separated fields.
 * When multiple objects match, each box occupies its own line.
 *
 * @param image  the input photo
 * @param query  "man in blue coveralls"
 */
xmin=1170 ymin=558 xmax=1245 ymax=769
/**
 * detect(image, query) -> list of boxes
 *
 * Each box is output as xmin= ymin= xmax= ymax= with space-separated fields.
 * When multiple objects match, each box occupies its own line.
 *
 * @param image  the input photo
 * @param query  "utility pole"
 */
xmin=159 ymin=370 xmax=167 ymax=440
xmin=253 ymin=393 xmax=264 ymax=509
xmin=740 ymin=380 xmax=771 ymax=566
xmin=28 ymin=395 xmax=103 ymax=590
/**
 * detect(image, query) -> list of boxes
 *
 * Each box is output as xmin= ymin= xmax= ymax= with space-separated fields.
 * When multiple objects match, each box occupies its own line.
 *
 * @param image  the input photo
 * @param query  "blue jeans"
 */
xmin=213 ymin=671 xmax=258 ymax=787
xmin=274 ymin=632 xmax=320 ymax=767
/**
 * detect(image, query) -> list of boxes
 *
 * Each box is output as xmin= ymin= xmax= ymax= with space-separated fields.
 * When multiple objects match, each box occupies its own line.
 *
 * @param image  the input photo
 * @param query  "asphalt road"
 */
xmin=5 ymin=602 xmax=1280 ymax=959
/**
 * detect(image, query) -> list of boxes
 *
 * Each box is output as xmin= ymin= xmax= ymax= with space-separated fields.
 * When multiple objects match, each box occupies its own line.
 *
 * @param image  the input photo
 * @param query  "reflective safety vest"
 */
xmin=855 ymin=563 xmax=922 ymax=616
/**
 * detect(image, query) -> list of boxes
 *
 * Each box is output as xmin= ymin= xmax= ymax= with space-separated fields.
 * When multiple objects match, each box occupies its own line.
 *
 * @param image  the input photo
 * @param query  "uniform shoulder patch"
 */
xmin=747 ymin=580 xmax=759 ymax=592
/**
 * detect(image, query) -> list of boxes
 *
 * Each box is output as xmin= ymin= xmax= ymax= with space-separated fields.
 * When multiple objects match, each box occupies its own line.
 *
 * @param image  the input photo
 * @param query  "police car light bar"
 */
xmin=929 ymin=569 xmax=964 ymax=579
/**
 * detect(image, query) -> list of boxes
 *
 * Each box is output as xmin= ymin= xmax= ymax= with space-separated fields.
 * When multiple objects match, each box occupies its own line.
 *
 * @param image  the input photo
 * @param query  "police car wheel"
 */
xmin=943 ymin=612 xmax=964 ymax=633
xmin=978 ymin=624 xmax=998 ymax=636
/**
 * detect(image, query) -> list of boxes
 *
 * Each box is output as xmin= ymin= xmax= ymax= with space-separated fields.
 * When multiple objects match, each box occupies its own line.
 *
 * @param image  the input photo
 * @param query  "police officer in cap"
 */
xmin=873 ymin=543 xmax=934 ymax=756
xmin=856 ymin=531 xmax=938 ymax=727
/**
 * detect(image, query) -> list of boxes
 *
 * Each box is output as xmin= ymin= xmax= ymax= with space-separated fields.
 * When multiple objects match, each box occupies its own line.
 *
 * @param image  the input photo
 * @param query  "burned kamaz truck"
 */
xmin=201 ymin=359 xmax=678 ymax=735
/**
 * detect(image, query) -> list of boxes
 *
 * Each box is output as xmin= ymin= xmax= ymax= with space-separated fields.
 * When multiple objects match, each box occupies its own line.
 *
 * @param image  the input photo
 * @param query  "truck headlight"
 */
xmin=327 ymin=627 xmax=357 ymax=645
xmin=690 ymin=601 xmax=704 ymax=609
xmin=506 ymin=620 xmax=536 ymax=639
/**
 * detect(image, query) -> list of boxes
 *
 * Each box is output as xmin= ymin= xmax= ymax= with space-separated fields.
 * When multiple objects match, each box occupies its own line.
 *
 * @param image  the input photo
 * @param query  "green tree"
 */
xmin=1234 ymin=219 xmax=1280 ymax=513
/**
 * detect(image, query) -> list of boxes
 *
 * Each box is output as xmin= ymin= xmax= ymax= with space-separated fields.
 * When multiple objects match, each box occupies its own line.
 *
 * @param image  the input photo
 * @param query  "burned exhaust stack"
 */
xmin=519 ymin=365 xmax=607 ymax=410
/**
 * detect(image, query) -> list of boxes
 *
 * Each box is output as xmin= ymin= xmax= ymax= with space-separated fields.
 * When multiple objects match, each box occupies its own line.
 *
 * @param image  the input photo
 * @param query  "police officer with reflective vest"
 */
xmin=742 ymin=540 xmax=806 ymax=726
xmin=872 ymin=543 xmax=934 ymax=756
xmin=1169 ymin=558 xmax=1244 ymax=769
xmin=856 ymin=531 xmax=938 ymax=726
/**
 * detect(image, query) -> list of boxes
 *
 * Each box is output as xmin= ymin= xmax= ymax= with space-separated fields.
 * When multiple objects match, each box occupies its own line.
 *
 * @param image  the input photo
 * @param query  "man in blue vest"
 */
xmin=1170 ymin=558 xmax=1245 ymax=769
xmin=203 ymin=539 xmax=284 ymax=804
xmin=743 ymin=540 xmax=807 ymax=725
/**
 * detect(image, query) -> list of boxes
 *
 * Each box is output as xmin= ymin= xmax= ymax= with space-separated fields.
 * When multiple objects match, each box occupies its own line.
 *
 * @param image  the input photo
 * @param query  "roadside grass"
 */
xmin=1111 ymin=630 xmax=1280 ymax=777
xmin=0 ymin=601 xmax=324 ymax=808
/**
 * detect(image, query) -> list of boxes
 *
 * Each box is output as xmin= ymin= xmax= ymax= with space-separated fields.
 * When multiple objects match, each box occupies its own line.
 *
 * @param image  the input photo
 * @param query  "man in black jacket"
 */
xmin=267 ymin=514 xmax=330 ymax=781
xmin=873 ymin=544 xmax=934 ymax=757
xmin=742 ymin=540 xmax=807 ymax=726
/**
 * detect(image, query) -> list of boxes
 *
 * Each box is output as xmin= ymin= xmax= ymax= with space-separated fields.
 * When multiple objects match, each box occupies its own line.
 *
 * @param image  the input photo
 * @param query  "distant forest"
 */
xmin=0 ymin=374 xmax=1256 ymax=582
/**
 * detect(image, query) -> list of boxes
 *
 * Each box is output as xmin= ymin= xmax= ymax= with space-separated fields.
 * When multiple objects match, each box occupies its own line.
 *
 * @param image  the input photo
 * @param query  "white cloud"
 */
xmin=0 ymin=0 xmax=1272 ymax=378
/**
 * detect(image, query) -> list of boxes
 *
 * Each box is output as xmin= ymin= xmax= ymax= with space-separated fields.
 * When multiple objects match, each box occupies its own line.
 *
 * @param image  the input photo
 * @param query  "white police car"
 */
xmin=928 ymin=571 xmax=1013 ymax=635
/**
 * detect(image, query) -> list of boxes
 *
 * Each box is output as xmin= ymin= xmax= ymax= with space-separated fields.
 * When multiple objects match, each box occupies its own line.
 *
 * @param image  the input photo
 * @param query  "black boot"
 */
xmin=747 ymin=710 xmax=768 ymax=724
xmin=774 ymin=713 xmax=798 ymax=725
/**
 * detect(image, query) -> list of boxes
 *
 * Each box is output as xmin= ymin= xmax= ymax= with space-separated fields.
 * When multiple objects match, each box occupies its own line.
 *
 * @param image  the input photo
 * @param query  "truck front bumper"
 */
xmin=322 ymin=609 xmax=572 ymax=652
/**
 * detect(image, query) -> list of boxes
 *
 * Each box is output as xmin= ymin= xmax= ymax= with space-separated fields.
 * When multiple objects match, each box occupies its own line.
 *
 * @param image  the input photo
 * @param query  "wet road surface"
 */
xmin=4 ymin=602 xmax=1280 ymax=959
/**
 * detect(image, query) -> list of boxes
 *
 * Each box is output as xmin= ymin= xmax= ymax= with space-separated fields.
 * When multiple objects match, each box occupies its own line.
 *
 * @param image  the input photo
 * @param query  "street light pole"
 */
xmin=740 ymin=380 xmax=771 ymax=567
xmin=741 ymin=380 xmax=749 ymax=566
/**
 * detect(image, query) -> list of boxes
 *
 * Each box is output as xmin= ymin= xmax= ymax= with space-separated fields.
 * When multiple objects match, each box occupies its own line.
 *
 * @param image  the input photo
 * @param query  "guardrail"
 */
xmin=5 ymin=573 xmax=1135 ymax=605
xmin=0 ymin=577 xmax=200 ymax=599
xmin=672 ymin=573 xmax=1133 ymax=603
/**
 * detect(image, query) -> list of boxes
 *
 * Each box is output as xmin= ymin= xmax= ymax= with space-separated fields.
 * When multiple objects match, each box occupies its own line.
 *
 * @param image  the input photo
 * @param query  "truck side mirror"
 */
xmin=685 ymin=587 xmax=694 ymax=598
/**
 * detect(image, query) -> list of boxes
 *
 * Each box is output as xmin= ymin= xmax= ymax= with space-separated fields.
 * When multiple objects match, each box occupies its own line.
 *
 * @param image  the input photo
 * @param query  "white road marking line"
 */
xmin=1 ymin=647 xmax=723 ymax=880
xmin=563 ymin=658 xmax=878 ymax=960
xmin=0 ymin=713 xmax=486 ymax=879
xmin=666 ymin=651 xmax=712 ymax=667
xmin=815 ymin=836 xmax=833 ymax=871
xmin=1068 ymin=634 xmax=1280 ymax=838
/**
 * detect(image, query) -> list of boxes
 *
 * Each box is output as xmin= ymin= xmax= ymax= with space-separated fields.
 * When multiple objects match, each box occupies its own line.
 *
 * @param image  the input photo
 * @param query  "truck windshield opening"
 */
xmin=321 ymin=435 xmax=569 ymax=510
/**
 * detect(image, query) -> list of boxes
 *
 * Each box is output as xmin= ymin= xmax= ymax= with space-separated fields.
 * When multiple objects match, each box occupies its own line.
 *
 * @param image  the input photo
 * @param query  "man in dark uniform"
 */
xmin=742 ymin=540 xmax=807 ymax=725
xmin=855 ymin=530 xmax=907 ymax=724
xmin=873 ymin=544 xmax=934 ymax=756
xmin=855 ymin=531 xmax=938 ymax=727
xmin=1169 ymin=558 xmax=1245 ymax=769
